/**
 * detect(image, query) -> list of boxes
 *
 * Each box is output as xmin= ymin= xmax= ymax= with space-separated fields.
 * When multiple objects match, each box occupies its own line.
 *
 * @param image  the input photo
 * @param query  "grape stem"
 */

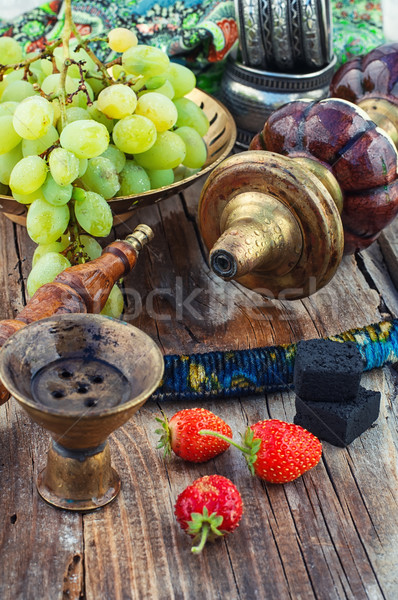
xmin=59 ymin=0 xmax=74 ymax=127
xmin=65 ymin=58 xmax=93 ymax=106
xmin=71 ymin=25 xmax=114 ymax=86
xmin=68 ymin=202 xmax=84 ymax=266
xmin=0 ymin=39 xmax=62 ymax=80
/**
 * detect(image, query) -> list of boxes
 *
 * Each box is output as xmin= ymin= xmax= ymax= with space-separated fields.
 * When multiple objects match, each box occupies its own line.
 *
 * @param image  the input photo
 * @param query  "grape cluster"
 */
xmin=0 ymin=29 xmax=209 ymax=317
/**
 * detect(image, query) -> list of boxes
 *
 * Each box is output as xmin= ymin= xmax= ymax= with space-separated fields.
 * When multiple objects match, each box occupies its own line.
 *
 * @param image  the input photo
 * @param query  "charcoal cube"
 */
xmin=294 ymin=386 xmax=381 ymax=447
xmin=294 ymin=339 xmax=364 ymax=402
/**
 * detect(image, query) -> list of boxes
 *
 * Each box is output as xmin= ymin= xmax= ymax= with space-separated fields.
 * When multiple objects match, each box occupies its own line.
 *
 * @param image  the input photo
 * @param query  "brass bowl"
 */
xmin=0 ymin=89 xmax=237 ymax=227
xmin=0 ymin=314 xmax=164 ymax=511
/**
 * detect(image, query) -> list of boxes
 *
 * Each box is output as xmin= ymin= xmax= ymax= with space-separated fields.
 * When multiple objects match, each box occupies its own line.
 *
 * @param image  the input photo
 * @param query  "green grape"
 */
xmin=10 ymin=155 xmax=47 ymax=195
xmin=135 ymin=92 xmax=178 ymax=132
xmin=146 ymin=168 xmax=174 ymax=189
xmin=112 ymin=114 xmax=157 ymax=154
xmin=81 ymin=156 xmax=120 ymax=199
xmin=0 ymin=36 xmax=23 ymax=65
xmin=22 ymin=125 xmax=59 ymax=157
xmin=53 ymin=42 xmax=96 ymax=78
xmin=13 ymin=96 xmax=54 ymax=140
xmin=27 ymin=197 xmax=70 ymax=244
xmin=173 ymin=165 xmax=201 ymax=182
xmin=108 ymin=28 xmax=138 ymax=53
xmin=119 ymin=160 xmax=151 ymax=195
xmin=28 ymin=57 xmax=53 ymax=86
xmin=100 ymin=144 xmax=126 ymax=173
xmin=145 ymin=75 xmax=166 ymax=89
xmin=133 ymin=131 xmax=186 ymax=170
xmin=79 ymin=234 xmax=102 ymax=260
xmin=101 ymin=284 xmax=124 ymax=319
xmin=97 ymin=84 xmax=137 ymax=119
xmin=1 ymin=80 xmax=37 ymax=102
xmin=0 ymin=101 xmax=18 ymax=116
xmin=165 ymin=63 xmax=196 ymax=98
xmin=27 ymin=252 xmax=71 ymax=297
xmin=13 ymin=188 xmax=46 ymax=204
xmin=111 ymin=64 xmax=138 ymax=84
xmin=57 ymin=107 xmax=91 ymax=133
xmin=0 ymin=69 xmax=24 ymax=93
xmin=174 ymin=126 xmax=207 ymax=168
xmin=78 ymin=158 xmax=88 ymax=177
xmin=174 ymin=98 xmax=209 ymax=136
xmin=74 ymin=189 xmax=113 ymax=237
xmin=42 ymin=173 xmax=72 ymax=206
xmin=87 ymin=101 xmax=114 ymax=133
xmin=139 ymin=79 xmax=175 ymax=100
xmin=41 ymin=73 xmax=77 ymax=96
xmin=0 ymin=143 xmax=22 ymax=185
xmin=49 ymin=147 xmax=80 ymax=186
xmin=32 ymin=235 xmax=71 ymax=266
xmin=0 ymin=115 xmax=21 ymax=154
xmin=60 ymin=120 xmax=110 ymax=159
xmin=122 ymin=45 xmax=170 ymax=78
xmin=86 ymin=76 xmax=107 ymax=96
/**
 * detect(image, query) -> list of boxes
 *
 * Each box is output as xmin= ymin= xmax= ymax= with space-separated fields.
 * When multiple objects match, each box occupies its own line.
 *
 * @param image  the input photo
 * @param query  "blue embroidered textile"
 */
xmin=153 ymin=319 xmax=398 ymax=400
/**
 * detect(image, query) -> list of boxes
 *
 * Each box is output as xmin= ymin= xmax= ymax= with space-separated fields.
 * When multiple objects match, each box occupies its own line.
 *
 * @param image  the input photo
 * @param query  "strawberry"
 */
xmin=174 ymin=474 xmax=243 ymax=553
xmin=156 ymin=407 xmax=232 ymax=462
xmin=200 ymin=419 xmax=322 ymax=483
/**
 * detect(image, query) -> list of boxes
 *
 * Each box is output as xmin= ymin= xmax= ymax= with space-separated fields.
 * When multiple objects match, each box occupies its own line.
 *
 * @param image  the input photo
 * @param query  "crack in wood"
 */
xmin=62 ymin=553 xmax=84 ymax=600
xmin=12 ymin=223 xmax=27 ymax=308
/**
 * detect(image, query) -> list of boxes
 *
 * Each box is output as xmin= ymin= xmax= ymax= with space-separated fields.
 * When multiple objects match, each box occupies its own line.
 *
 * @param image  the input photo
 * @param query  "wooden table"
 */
xmin=1 ymin=178 xmax=398 ymax=600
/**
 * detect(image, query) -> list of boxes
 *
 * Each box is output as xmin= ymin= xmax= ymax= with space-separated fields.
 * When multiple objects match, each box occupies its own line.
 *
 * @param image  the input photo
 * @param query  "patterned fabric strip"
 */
xmin=153 ymin=319 xmax=398 ymax=400
xmin=0 ymin=1 xmax=385 ymax=93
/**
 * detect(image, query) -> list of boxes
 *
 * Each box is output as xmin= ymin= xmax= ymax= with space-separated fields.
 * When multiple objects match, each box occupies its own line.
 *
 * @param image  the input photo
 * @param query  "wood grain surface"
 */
xmin=0 ymin=182 xmax=397 ymax=600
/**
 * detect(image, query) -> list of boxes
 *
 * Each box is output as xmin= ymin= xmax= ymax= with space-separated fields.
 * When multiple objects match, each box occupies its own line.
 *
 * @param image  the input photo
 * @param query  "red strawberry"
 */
xmin=174 ymin=474 xmax=243 ymax=553
xmin=200 ymin=419 xmax=322 ymax=483
xmin=156 ymin=408 xmax=232 ymax=462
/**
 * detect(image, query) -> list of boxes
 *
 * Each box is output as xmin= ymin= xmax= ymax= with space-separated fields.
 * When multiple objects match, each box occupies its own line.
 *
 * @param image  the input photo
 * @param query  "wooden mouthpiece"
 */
xmin=0 ymin=224 xmax=153 ymax=406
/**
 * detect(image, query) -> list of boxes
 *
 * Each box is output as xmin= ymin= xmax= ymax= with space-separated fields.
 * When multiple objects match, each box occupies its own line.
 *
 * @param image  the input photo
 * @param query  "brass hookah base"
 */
xmin=38 ymin=441 xmax=120 ymax=511
xmin=198 ymin=151 xmax=344 ymax=299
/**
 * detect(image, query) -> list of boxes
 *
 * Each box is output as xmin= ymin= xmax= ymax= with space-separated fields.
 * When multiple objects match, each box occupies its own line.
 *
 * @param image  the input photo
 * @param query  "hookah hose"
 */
xmin=153 ymin=318 xmax=398 ymax=401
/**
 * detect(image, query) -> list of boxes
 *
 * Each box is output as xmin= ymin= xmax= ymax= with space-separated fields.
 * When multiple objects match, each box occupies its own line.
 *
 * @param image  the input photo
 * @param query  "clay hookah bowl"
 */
xmin=0 ymin=313 xmax=164 ymax=511
xmin=198 ymin=97 xmax=398 ymax=298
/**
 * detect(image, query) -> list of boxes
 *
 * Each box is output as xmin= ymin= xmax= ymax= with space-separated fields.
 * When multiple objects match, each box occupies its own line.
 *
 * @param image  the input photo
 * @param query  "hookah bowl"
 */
xmin=0 ymin=313 xmax=164 ymax=511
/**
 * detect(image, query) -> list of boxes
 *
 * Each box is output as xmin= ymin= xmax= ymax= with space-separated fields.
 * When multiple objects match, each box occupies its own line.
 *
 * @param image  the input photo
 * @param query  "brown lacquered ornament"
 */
xmin=255 ymin=98 xmax=398 ymax=254
xmin=330 ymin=43 xmax=398 ymax=147
xmin=199 ymin=97 xmax=398 ymax=297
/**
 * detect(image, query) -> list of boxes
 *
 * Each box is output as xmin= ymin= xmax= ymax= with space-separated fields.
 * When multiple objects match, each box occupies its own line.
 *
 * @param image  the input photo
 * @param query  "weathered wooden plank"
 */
xmin=1 ymin=187 xmax=397 ymax=600
xmin=379 ymin=220 xmax=398 ymax=291
xmin=82 ymin=190 xmax=397 ymax=600
xmin=0 ymin=217 xmax=27 ymax=319
xmin=359 ymin=241 xmax=398 ymax=318
xmin=0 ymin=215 xmax=84 ymax=600
xmin=117 ymin=188 xmax=381 ymax=357
xmin=0 ymin=399 xmax=84 ymax=600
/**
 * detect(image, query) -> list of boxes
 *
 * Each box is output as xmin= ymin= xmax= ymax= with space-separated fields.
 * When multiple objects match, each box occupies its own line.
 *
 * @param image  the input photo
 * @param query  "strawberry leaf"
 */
xmin=186 ymin=506 xmax=225 ymax=553
xmin=155 ymin=410 xmax=172 ymax=457
xmin=241 ymin=427 xmax=261 ymax=476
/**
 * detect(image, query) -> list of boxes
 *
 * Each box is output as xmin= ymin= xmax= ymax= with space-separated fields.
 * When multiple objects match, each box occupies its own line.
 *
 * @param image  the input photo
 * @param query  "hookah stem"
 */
xmin=0 ymin=224 xmax=153 ymax=406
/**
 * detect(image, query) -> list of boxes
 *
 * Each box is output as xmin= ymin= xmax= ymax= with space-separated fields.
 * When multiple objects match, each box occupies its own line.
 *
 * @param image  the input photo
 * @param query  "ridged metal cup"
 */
xmin=220 ymin=54 xmax=337 ymax=148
